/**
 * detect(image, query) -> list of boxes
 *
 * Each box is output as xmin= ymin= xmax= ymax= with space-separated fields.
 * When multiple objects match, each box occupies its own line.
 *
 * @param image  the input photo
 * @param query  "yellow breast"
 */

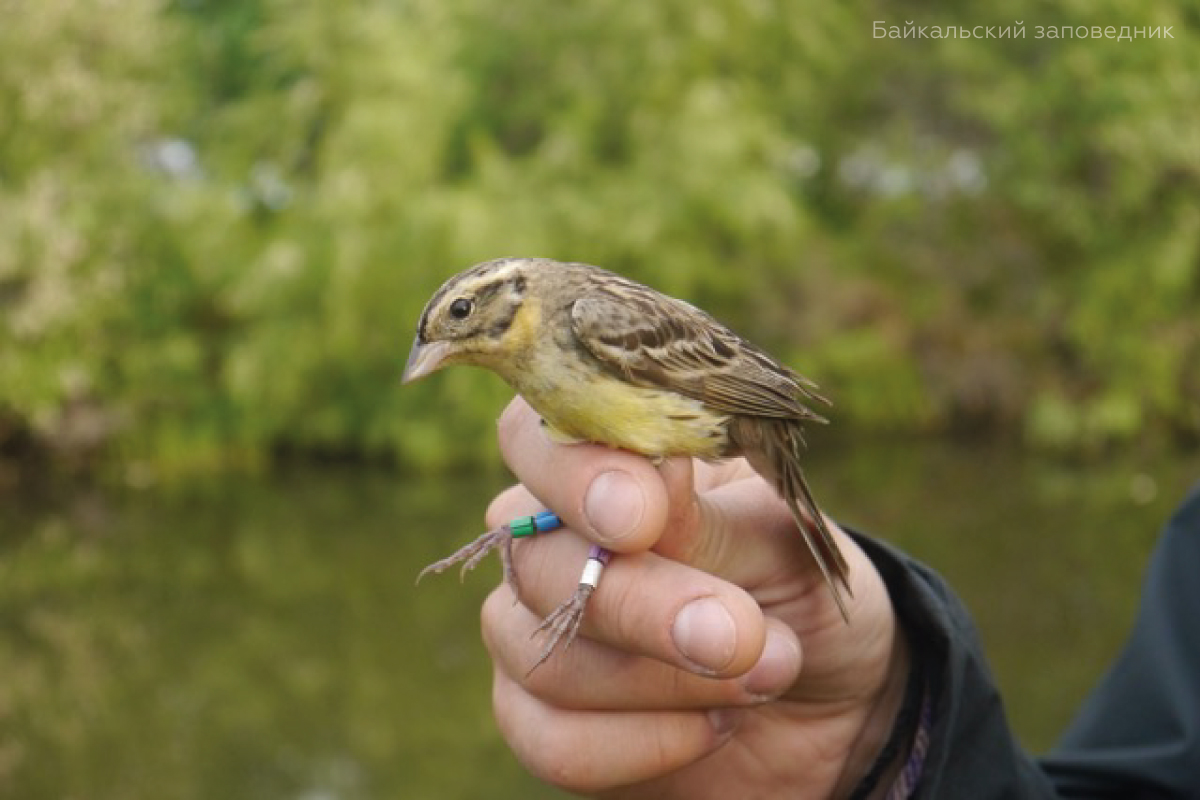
xmin=518 ymin=367 xmax=730 ymax=459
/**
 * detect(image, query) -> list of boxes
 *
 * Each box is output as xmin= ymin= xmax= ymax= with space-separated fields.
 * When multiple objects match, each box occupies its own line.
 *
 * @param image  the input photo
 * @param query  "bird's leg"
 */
xmin=418 ymin=510 xmax=611 ymax=674
xmin=417 ymin=510 xmax=562 ymax=595
xmin=528 ymin=545 xmax=612 ymax=675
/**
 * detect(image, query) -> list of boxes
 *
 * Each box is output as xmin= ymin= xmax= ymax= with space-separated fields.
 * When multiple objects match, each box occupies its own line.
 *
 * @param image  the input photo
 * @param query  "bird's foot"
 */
xmin=417 ymin=524 xmax=519 ymax=594
xmin=526 ymin=546 xmax=612 ymax=675
xmin=528 ymin=583 xmax=595 ymax=675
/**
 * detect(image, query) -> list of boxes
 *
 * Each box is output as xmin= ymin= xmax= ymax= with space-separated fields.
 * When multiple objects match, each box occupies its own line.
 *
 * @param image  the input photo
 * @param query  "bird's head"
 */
xmin=402 ymin=258 xmax=541 ymax=384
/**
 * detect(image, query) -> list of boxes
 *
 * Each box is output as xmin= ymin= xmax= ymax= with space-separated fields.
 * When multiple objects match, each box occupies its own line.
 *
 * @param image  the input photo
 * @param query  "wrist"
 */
xmin=836 ymin=620 xmax=913 ymax=798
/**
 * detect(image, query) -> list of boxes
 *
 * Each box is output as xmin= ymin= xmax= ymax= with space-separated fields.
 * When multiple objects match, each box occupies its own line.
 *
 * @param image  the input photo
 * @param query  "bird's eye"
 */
xmin=449 ymin=298 xmax=474 ymax=320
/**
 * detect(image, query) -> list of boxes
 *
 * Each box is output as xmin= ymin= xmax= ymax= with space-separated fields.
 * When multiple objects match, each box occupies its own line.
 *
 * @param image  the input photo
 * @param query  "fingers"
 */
xmin=484 ymin=578 xmax=802 ymax=701
xmin=492 ymin=663 xmax=743 ymax=795
xmin=496 ymin=398 xmax=670 ymax=554
xmin=487 ymin=483 xmax=777 ymax=677
xmin=483 ymin=475 xmax=806 ymax=797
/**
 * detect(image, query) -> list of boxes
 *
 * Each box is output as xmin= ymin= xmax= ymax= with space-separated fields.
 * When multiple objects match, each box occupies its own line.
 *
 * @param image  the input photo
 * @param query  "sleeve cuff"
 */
xmin=845 ymin=529 xmax=1057 ymax=799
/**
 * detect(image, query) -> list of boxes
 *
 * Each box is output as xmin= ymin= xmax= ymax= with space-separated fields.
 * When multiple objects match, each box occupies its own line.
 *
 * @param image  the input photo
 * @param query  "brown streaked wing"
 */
xmin=570 ymin=290 xmax=827 ymax=421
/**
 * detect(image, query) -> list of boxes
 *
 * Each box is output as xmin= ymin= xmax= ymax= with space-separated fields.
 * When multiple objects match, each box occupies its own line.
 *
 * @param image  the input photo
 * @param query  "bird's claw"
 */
xmin=417 ymin=524 xmax=519 ymax=594
xmin=527 ymin=583 xmax=595 ymax=676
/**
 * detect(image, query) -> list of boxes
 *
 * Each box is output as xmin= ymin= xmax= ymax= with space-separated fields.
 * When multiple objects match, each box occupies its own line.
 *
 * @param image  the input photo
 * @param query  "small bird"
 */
xmin=404 ymin=257 xmax=849 ymax=671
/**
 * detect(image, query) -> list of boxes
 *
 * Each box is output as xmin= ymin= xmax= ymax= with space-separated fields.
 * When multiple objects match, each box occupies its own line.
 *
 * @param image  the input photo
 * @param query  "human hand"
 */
xmin=483 ymin=397 xmax=908 ymax=799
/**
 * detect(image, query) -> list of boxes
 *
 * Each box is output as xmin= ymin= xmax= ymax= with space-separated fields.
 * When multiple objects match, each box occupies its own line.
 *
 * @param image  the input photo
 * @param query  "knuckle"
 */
xmin=496 ymin=397 xmax=533 ymax=466
xmin=510 ymin=720 xmax=590 ymax=790
xmin=484 ymin=490 xmax=510 ymax=529
xmin=496 ymin=398 xmax=521 ymax=454
xmin=484 ymin=484 xmax=532 ymax=529
xmin=526 ymin=742 xmax=603 ymax=793
xmin=601 ymin=568 xmax=643 ymax=646
xmin=479 ymin=589 xmax=508 ymax=651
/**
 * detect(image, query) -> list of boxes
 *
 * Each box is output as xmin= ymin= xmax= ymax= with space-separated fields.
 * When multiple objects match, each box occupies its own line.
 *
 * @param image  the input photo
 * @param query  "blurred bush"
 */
xmin=1 ymin=0 xmax=1197 ymax=480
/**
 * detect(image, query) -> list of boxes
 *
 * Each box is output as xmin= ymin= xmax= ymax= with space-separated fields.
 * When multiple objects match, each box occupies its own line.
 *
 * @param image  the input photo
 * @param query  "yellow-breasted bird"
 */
xmin=404 ymin=257 xmax=849 ymax=671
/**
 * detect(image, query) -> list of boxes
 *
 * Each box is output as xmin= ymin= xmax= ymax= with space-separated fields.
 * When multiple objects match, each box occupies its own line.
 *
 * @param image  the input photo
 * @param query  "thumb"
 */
xmin=653 ymin=457 xmax=836 ymax=597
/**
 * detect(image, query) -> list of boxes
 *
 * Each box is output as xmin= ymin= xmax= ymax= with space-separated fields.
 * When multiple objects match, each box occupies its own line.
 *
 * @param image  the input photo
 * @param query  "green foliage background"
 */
xmin=2 ymin=0 xmax=1198 ymax=479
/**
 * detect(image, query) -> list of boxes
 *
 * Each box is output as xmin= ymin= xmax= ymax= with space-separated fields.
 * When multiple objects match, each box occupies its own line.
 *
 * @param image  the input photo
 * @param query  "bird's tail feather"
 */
xmin=731 ymin=418 xmax=852 ymax=623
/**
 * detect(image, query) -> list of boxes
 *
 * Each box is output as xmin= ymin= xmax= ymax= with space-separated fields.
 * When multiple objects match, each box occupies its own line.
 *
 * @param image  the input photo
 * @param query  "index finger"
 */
xmin=495 ymin=396 xmax=670 ymax=554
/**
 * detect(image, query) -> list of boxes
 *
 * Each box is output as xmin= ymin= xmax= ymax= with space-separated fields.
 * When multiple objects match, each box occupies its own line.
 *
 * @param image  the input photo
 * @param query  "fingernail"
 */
xmin=672 ymin=597 xmax=737 ymax=674
xmin=584 ymin=471 xmax=645 ymax=543
xmin=742 ymin=628 xmax=801 ymax=699
xmin=706 ymin=708 xmax=744 ymax=737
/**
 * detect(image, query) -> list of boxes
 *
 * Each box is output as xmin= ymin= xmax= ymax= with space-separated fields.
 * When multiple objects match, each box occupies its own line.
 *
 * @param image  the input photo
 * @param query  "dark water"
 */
xmin=0 ymin=440 xmax=1194 ymax=799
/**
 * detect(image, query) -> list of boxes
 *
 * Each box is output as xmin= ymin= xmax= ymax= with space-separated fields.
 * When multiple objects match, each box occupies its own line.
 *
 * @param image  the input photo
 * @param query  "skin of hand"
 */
xmin=482 ymin=398 xmax=910 ymax=799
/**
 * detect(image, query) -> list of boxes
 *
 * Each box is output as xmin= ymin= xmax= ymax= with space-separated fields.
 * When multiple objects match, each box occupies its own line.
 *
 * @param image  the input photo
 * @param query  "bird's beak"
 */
xmin=402 ymin=338 xmax=451 ymax=384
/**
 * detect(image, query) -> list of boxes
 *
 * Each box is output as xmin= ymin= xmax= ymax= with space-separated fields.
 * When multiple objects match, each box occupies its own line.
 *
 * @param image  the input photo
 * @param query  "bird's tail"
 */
xmin=731 ymin=418 xmax=852 ymax=623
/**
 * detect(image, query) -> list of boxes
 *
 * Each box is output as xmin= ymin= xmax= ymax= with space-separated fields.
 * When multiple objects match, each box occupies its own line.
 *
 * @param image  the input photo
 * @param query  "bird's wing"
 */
xmin=570 ymin=289 xmax=827 ymax=421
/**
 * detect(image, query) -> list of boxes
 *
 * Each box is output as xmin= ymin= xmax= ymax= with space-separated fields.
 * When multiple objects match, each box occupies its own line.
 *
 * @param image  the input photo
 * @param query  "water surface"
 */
xmin=0 ymin=439 xmax=1193 ymax=798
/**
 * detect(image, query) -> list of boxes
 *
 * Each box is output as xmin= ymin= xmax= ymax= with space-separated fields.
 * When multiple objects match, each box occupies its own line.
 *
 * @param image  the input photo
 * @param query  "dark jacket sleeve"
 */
xmin=1039 ymin=483 xmax=1200 ymax=799
xmin=850 ymin=481 xmax=1200 ymax=800
xmin=850 ymin=532 xmax=1059 ymax=799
